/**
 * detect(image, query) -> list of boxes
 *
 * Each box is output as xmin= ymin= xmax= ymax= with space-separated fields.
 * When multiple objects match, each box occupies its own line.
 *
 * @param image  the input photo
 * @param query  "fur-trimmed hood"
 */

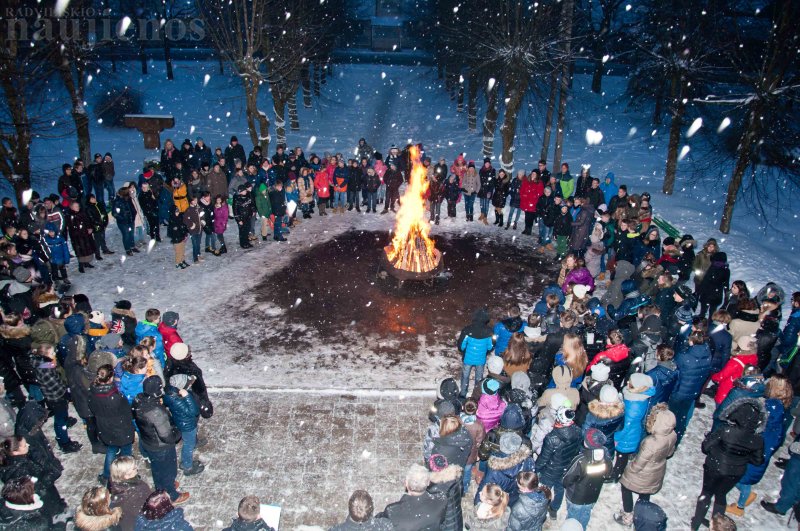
xmin=488 ymin=445 xmax=532 ymax=470
xmin=110 ymin=307 xmax=136 ymax=320
xmin=588 ymin=399 xmax=625 ymax=419
xmin=75 ymin=507 xmax=122 ymax=531
xmin=718 ymin=396 xmax=767 ymax=433
xmin=429 ymin=464 xmax=463 ymax=484
xmin=646 ymin=403 xmax=675 ymax=435
xmin=0 ymin=324 xmax=30 ymax=339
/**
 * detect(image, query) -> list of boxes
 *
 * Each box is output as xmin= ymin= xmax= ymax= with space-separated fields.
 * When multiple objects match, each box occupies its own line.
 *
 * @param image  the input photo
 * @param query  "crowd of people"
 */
xmin=0 ymin=135 xmax=799 ymax=530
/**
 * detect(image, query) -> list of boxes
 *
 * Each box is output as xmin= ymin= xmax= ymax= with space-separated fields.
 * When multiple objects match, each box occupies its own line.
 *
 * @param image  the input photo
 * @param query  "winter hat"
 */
xmin=737 ymin=335 xmax=757 ymax=352
xmin=169 ymin=374 xmax=190 ymax=390
xmin=12 ymin=267 xmax=31 ymax=283
xmin=550 ymin=392 xmax=571 ymax=411
xmin=674 ymin=305 xmax=694 ymax=324
xmin=438 ymin=377 xmax=460 ymax=401
xmin=434 ymin=399 xmax=457 ymax=418
xmin=628 ymin=373 xmax=653 ymax=391
xmin=428 ymin=454 xmax=449 ymax=473
xmin=590 ymin=363 xmax=610 ymax=383
xmin=555 ymin=406 xmax=576 ymax=426
xmin=89 ymin=311 xmax=105 ymax=325
xmin=511 ymin=372 xmax=531 ymax=394
xmin=96 ymin=334 xmax=121 ymax=351
xmin=573 ymin=284 xmax=590 ymax=299
xmin=662 ymin=236 xmax=676 ymax=248
xmin=483 ymin=157 xmax=491 ymax=164
xmin=500 ymin=404 xmax=525 ymax=430
xmin=114 ymin=300 xmax=132 ymax=311
xmin=170 ymin=342 xmax=189 ymax=360
xmin=87 ymin=350 xmax=117 ymax=375
xmin=486 ymin=356 xmax=504 ymax=375
xmin=596 ymin=204 xmax=608 ymax=216
xmin=599 ymin=384 xmax=620 ymax=404
xmin=162 ymin=311 xmax=179 ymax=328
xmin=468 ymin=160 xmax=475 ymax=168
xmin=584 ymin=427 xmax=607 ymax=449
xmin=142 ymin=375 xmax=164 ymax=398
xmin=679 ymin=234 xmax=697 ymax=248
xmin=230 ymin=136 xmax=238 ymax=143
xmin=499 ymin=432 xmax=522 ymax=455
xmin=482 ymin=378 xmax=501 ymax=395
xmin=560 ymin=518 xmax=584 ymax=531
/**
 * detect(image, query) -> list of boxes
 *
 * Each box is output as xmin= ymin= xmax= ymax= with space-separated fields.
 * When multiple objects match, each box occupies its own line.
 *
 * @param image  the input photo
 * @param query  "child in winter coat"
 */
xmin=475 ymin=432 xmax=534 ymax=507
xmin=506 ymin=471 xmax=551 ymax=531
xmin=493 ymin=306 xmax=525 ymax=356
xmin=711 ymin=336 xmax=760 ymax=405
xmin=563 ymin=428 xmax=614 ymax=530
xmin=43 ymin=222 xmax=69 ymax=284
xmin=33 ymin=344 xmax=80 ymax=451
xmin=134 ymin=308 xmax=166 ymax=368
xmin=575 ymin=362 xmax=611 ymax=426
xmin=477 ymin=378 xmax=507 ymax=432
xmin=458 ymin=309 xmax=494 ymax=398
xmin=212 ymin=194 xmax=229 ymax=254
xmin=163 ymin=374 xmax=203 ymax=475
xmin=610 ymin=373 xmax=655 ymax=480
xmin=553 ymin=203 xmax=573 ymax=260
xmin=646 ymin=344 xmax=679 ymax=405
xmin=444 ymin=175 xmax=460 ymax=219
xmin=86 ymin=194 xmax=113 ymax=255
xmin=538 ymin=366 xmax=580 ymax=409
xmin=581 ymin=384 xmax=625 ymax=456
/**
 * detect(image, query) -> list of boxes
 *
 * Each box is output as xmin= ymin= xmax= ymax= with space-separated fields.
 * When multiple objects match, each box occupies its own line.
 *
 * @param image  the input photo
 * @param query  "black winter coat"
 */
xmin=268 ymin=190 xmax=286 ymax=217
xmin=379 ymin=491 xmax=446 ymax=531
xmin=0 ymin=503 xmax=52 ymax=530
xmin=0 ymin=453 xmax=65 ymax=523
xmin=64 ymin=351 xmax=93 ymax=419
xmin=478 ymin=167 xmax=496 ymax=199
xmin=698 ymin=253 xmax=730 ymax=304
xmin=86 ymin=202 xmax=109 ymax=231
xmin=112 ymin=196 xmax=135 ymax=226
xmin=426 ymin=464 xmax=463 ymax=531
xmin=538 ymin=196 xmax=558 ymax=226
xmin=164 ymin=357 xmax=212 ymax=418
xmin=347 ymin=167 xmax=363 ymax=192
xmin=132 ymin=394 xmax=181 ymax=452
xmin=109 ymin=477 xmax=151 ymax=531
xmin=66 ymin=210 xmax=96 ymax=258
xmin=14 ymin=402 xmax=63 ymax=482
xmin=88 ymin=383 xmax=135 ymax=447
xmin=162 ymin=386 xmax=200 ymax=432
xmin=384 ymin=169 xmax=403 ymax=190
xmin=703 ymin=397 xmax=765 ymax=476
xmin=563 ymin=447 xmax=613 ymax=505
xmin=491 ymin=177 xmax=510 ymax=208
xmin=506 ymin=490 xmax=549 ymax=531
xmin=553 ymin=212 xmax=572 ymax=237
xmin=167 ymin=210 xmax=188 ymax=244
xmin=535 ymin=423 xmax=582 ymax=486
xmin=138 ymin=190 xmax=159 ymax=220
xmin=232 ymin=194 xmax=255 ymax=222
xmin=508 ymin=177 xmax=522 ymax=209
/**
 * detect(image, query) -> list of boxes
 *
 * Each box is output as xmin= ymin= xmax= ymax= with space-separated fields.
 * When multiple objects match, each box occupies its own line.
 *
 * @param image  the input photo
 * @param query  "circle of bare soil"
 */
xmin=252 ymin=230 xmax=557 ymax=356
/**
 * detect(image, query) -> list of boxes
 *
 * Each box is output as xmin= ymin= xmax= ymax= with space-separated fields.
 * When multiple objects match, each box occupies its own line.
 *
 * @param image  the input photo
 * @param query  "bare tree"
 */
xmin=585 ymin=0 xmax=626 ymax=93
xmin=198 ymin=0 xmax=271 ymax=152
xmin=552 ymin=0 xmax=576 ymax=172
xmin=540 ymin=70 xmax=559 ymax=161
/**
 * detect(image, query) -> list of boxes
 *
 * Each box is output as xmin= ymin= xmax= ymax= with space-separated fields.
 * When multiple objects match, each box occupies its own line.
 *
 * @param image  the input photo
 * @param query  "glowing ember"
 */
xmin=384 ymin=145 xmax=442 ymax=274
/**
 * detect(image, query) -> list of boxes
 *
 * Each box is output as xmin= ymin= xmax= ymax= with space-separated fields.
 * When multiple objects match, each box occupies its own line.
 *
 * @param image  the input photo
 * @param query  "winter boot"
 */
xmin=180 ymin=461 xmax=205 ymax=476
xmin=726 ymin=504 xmax=745 ymax=517
xmin=548 ymin=508 xmax=558 ymax=520
xmin=78 ymin=264 xmax=85 ymax=274
xmin=596 ymin=272 xmax=606 ymax=281
xmin=614 ymin=511 xmax=633 ymax=527
xmin=59 ymin=440 xmax=82 ymax=453
xmin=219 ymin=244 xmax=227 ymax=255
xmin=482 ymin=214 xmax=489 ymax=225
xmin=512 ymin=222 xmax=517 ymax=230
xmin=505 ymin=220 xmax=511 ymax=230
xmin=95 ymin=251 xmax=103 ymax=260
xmin=497 ymin=213 xmax=504 ymax=226
xmin=205 ymin=246 xmax=213 ymax=254
xmin=435 ymin=216 xmax=440 ymax=225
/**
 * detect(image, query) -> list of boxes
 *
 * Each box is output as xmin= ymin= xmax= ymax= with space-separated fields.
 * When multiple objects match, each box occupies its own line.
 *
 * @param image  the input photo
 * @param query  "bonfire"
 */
xmin=383 ymin=145 xmax=443 ymax=278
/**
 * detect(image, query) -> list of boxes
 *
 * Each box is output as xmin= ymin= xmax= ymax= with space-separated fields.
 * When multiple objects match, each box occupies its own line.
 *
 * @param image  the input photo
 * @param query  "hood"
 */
xmin=472 ymin=308 xmax=490 ymax=327
xmin=14 ymin=401 xmax=47 ymax=437
xmin=110 ymin=307 xmax=136 ymax=319
xmin=624 ymin=385 xmax=656 ymax=401
xmin=437 ymin=377 xmax=460 ymax=402
xmin=711 ymin=251 xmax=727 ymax=265
xmin=604 ymin=172 xmax=615 ymax=184
xmin=136 ymin=508 xmax=186 ymax=530
xmin=0 ymin=324 xmax=30 ymax=339
xmin=551 ymin=365 xmax=573 ymax=388
xmin=487 ymin=445 xmax=532 ymax=470
xmin=646 ymin=403 xmax=676 ymax=435
xmin=500 ymin=403 xmax=525 ymax=430
xmin=640 ymin=314 xmax=662 ymax=336
xmin=429 ymin=464 xmax=463 ymax=484
xmin=75 ymin=508 xmax=122 ymax=531
xmin=588 ymin=399 xmax=625 ymax=419
xmin=64 ymin=314 xmax=86 ymax=335
xmin=613 ymin=261 xmax=635 ymax=282
xmin=542 ymin=284 xmax=566 ymax=304
xmin=719 ymin=396 xmax=767 ymax=433
xmin=633 ymin=499 xmax=667 ymax=531
xmin=734 ymin=376 xmax=766 ymax=394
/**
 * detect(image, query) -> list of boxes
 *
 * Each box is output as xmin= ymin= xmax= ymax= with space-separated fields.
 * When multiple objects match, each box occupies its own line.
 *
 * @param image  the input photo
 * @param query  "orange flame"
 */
xmin=385 ymin=145 xmax=441 ymax=272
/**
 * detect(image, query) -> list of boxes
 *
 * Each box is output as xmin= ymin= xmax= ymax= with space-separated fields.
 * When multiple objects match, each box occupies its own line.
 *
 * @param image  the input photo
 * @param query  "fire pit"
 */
xmin=380 ymin=145 xmax=444 ymax=285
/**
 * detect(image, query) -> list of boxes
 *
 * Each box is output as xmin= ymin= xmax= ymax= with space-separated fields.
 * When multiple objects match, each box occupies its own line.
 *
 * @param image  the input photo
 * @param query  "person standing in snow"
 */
xmin=477 ymin=158 xmax=496 ymax=224
xmin=167 ymin=205 xmax=190 ymax=270
xmin=457 ymin=309 xmax=494 ymax=399
xmin=562 ymin=428 xmax=613 ymax=529
xmin=460 ymin=162 xmax=480 ymax=221
xmin=381 ymin=162 xmax=403 ymax=214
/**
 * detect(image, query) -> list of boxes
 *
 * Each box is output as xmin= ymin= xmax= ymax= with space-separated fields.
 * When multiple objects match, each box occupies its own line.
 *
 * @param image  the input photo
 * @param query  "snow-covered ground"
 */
xmin=18 ymin=60 xmax=800 ymax=529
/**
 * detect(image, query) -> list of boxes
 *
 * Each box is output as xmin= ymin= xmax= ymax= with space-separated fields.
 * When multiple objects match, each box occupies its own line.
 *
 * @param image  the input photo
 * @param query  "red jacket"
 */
xmin=519 ymin=180 xmax=545 ymax=213
xmin=711 ymin=353 xmax=759 ymax=404
xmin=587 ymin=343 xmax=629 ymax=371
xmin=158 ymin=323 xmax=183 ymax=359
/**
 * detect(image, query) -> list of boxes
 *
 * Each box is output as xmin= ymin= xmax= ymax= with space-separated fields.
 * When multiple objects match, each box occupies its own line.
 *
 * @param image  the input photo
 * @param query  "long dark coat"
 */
xmin=66 ymin=210 xmax=96 ymax=258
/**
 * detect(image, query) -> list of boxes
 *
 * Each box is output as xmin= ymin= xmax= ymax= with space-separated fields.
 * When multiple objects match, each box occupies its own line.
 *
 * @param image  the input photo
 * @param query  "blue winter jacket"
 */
xmin=615 ymin=386 xmax=655 ymax=453
xmin=534 ymin=285 xmax=566 ymax=316
xmin=112 ymin=196 xmax=135 ymax=225
xmin=493 ymin=317 xmax=525 ymax=355
xmin=581 ymin=400 xmax=625 ymax=455
xmin=163 ymin=386 xmax=200 ymax=432
xmin=475 ymin=447 xmax=535 ymax=506
xmin=119 ymin=371 xmax=146 ymax=404
xmin=779 ymin=309 xmax=800 ymax=355
xmin=44 ymin=229 xmax=70 ymax=266
xmin=739 ymin=398 xmax=784 ymax=485
xmin=461 ymin=334 xmax=493 ymax=366
xmin=134 ymin=321 xmax=165 ymax=368
xmin=646 ymin=361 xmax=679 ymax=405
xmin=709 ymin=326 xmax=733 ymax=374
xmin=671 ymin=343 xmax=712 ymax=402
xmin=600 ymin=172 xmax=618 ymax=206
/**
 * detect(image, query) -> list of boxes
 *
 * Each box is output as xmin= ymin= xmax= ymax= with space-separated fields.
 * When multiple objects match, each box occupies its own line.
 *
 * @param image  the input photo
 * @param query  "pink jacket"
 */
xmin=213 ymin=205 xmax=228 ymax=234
xmin=373 ymin=160 xmax=387 ymax=180
xmin=476 ymin=394 xmax=507 ymax=432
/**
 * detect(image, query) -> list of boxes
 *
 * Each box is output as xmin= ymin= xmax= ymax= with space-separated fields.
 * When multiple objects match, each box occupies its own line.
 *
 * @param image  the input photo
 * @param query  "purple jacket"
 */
xmin=213 ymin=205 xmax=228 ymax=234
xmin=562 ymin=267 xmax=595 ymax=293
xmin=476 ymin=394 xmax=507 ymax=432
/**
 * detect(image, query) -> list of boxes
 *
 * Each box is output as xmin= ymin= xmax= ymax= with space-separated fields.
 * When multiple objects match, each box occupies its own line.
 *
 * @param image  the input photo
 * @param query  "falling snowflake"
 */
xmin=687 ymin=117 xmax=702 ymax=137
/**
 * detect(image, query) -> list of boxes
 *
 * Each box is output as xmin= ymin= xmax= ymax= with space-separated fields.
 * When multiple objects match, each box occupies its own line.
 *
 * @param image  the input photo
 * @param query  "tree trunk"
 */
xmin=273 ymin=97 xmax=287 ymax=147
xmin=719 ymin=122 xmax=757 ymax=234
xmin=457 ymin=81 xmax=464 ymax=113
xmin=553 ymin=0 xmax=575 ymax=172
xmin=313 ymin=64 xmax=321 ymax=96
xmin=243 ymin=75 xmax=270 ymax=153
xmin=288 ymin=91 xmax=300 ymax=131
xmin=541 ymin=69 xmax=559 ymax=161
xmin=302 ymin=64 xmax=312 ymax=108
xmin=57 ymin=60 xmax=91 ymax=162
xmin=0 ymin=83 xmax=32 ymax=208
xmin=139 ymin=44 xmax=148 ymax=75
xmin=663 ymin=76 xmax=687 ymax=195
xmin=591 ymin=58 xmax=604 ymax=94
xmin=499 ymin=72 xmax=529 ymax=173
xmin=468 ymin=71 xmax=478 ymax=131
xmin=652 ymin=83 xmax=665 ymax=126
xmin=482 ymin=83 xmax=499 ymax=158
xmin=446 ymin=71 xmax=459 ymax=100
xmin=217 ymin=53 xmax=224 ymax=75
